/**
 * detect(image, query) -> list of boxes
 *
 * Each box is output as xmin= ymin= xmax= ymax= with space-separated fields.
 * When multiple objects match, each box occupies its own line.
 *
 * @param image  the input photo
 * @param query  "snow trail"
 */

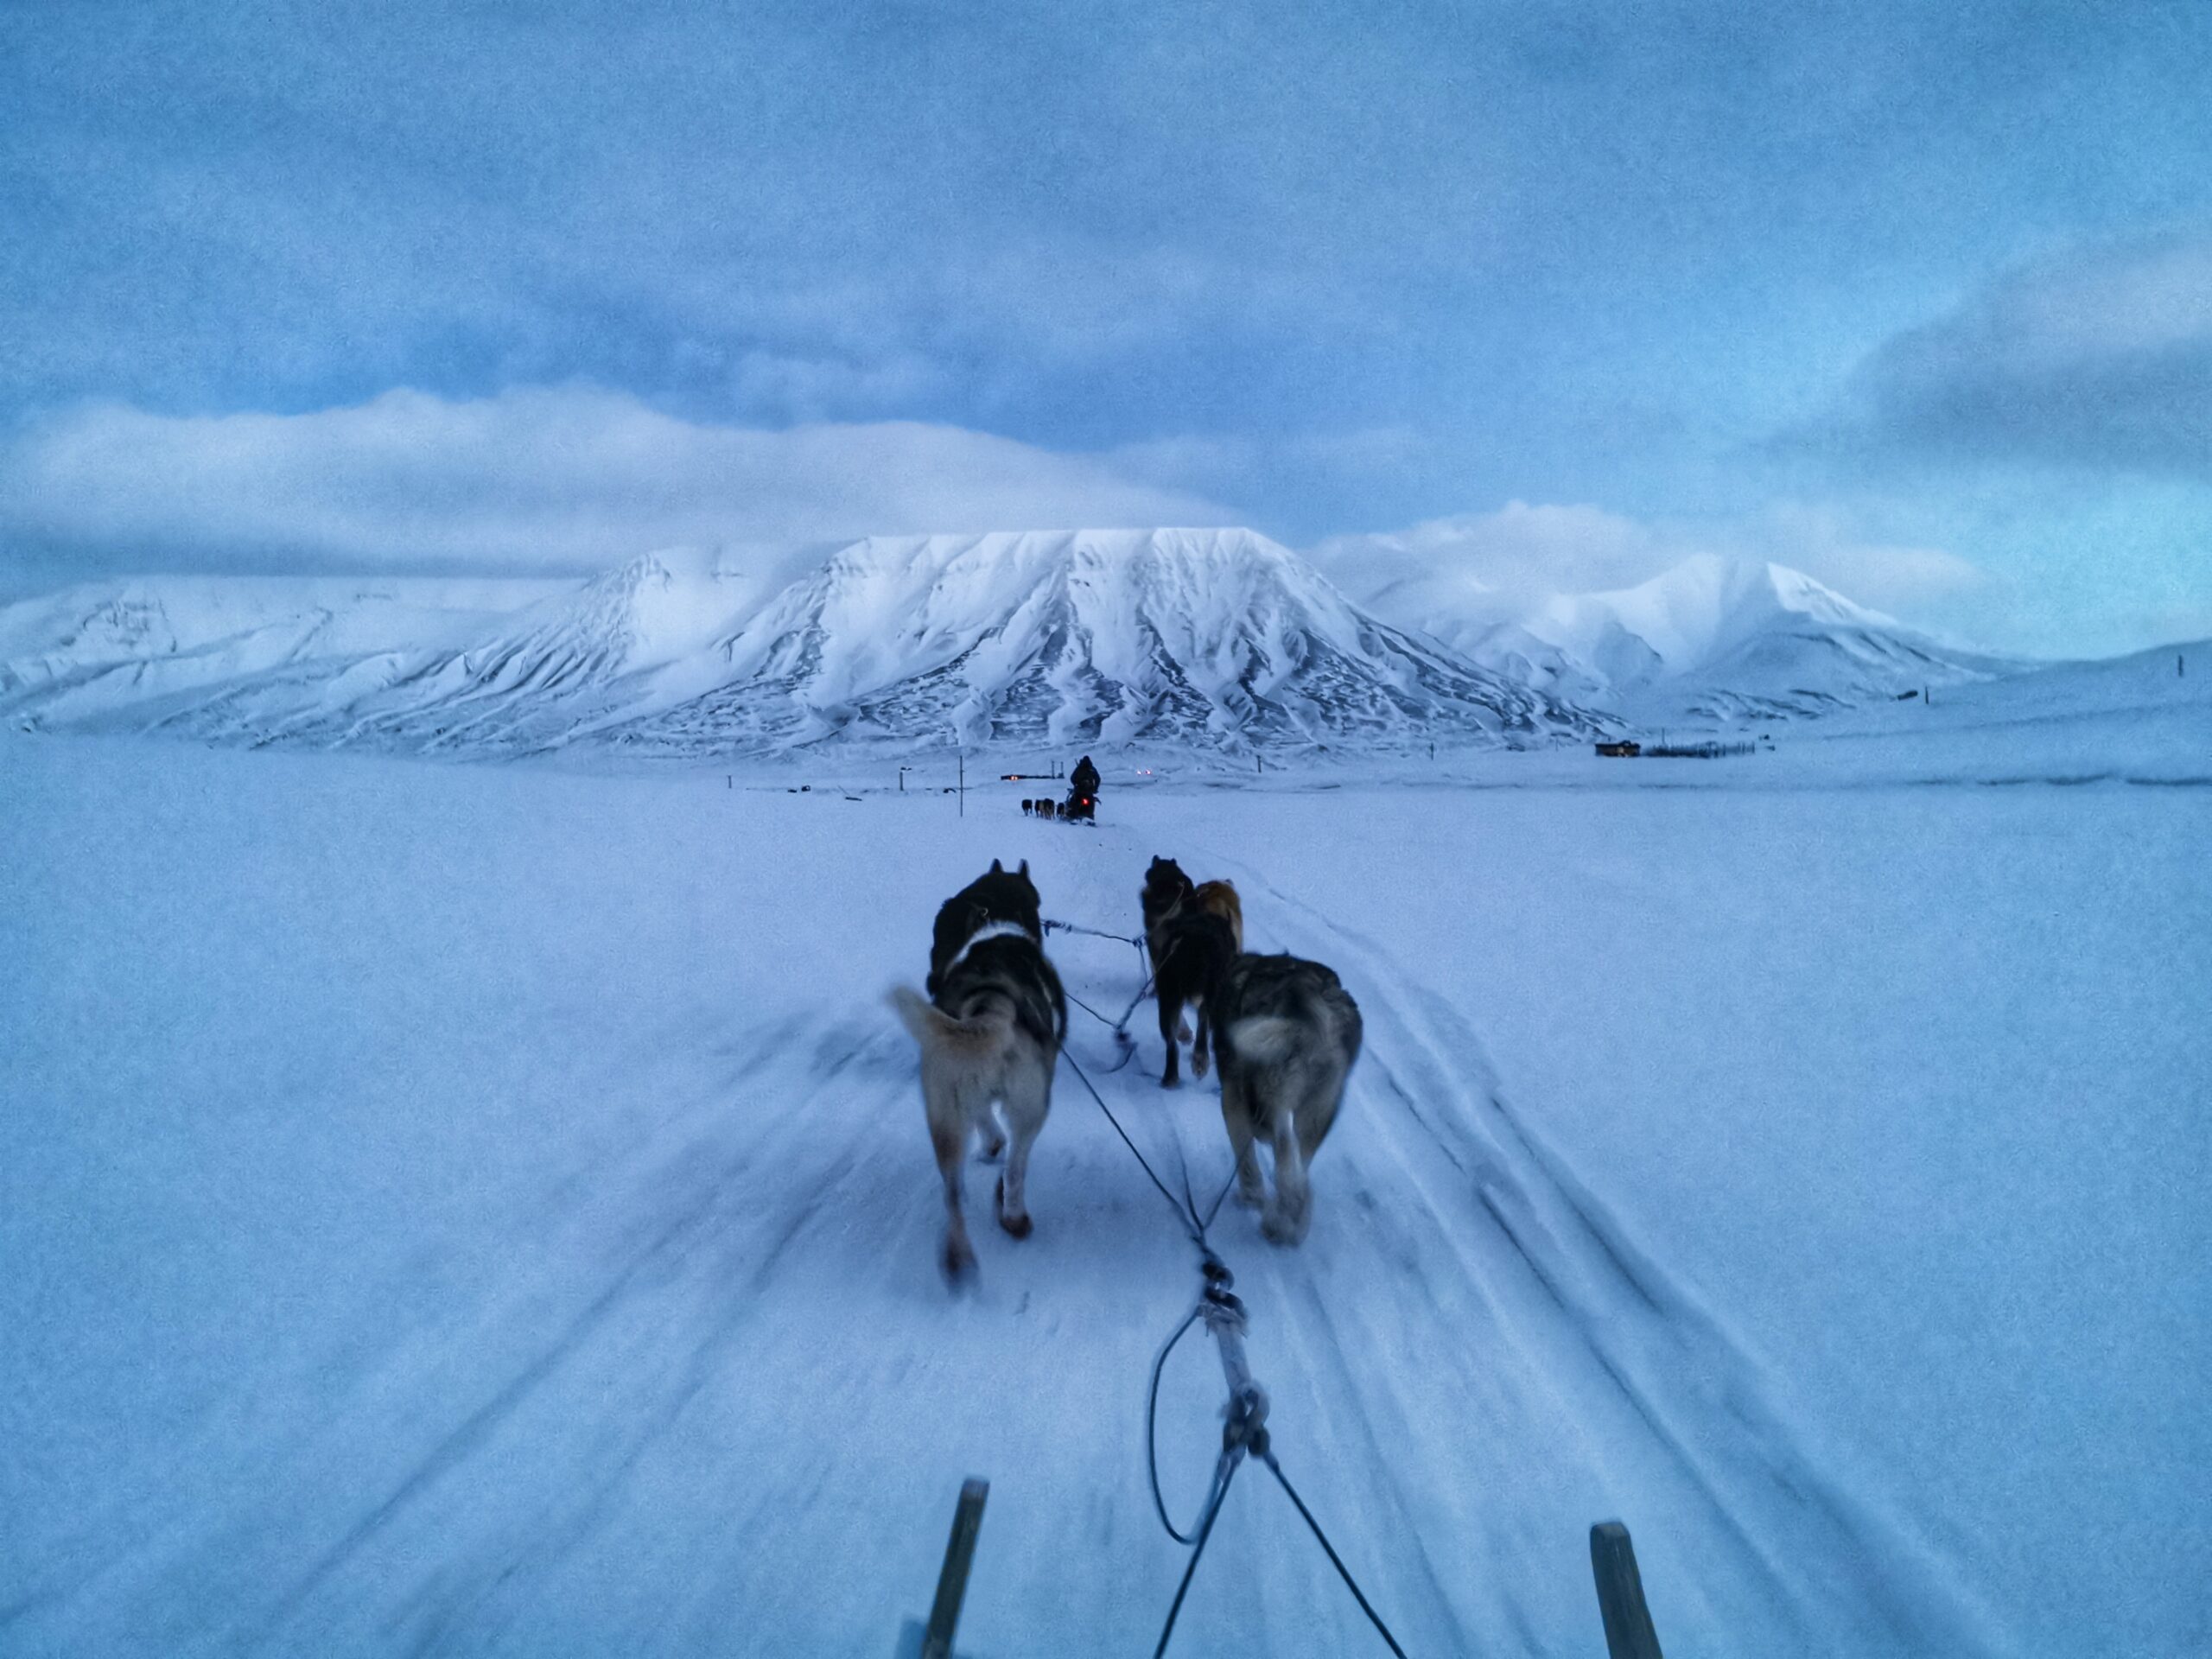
xmin=11 ymin=737 xmax=2196 ymax=1654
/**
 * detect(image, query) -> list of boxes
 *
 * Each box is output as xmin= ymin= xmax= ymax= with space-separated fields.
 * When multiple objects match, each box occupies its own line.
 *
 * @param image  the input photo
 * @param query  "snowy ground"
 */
xmin=3 ymin=725 xmax=2205 ymax=1656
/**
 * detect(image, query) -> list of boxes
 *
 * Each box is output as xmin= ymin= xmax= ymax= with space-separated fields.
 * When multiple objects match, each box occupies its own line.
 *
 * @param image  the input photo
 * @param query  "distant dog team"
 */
xmin=892 ymin=846 xmax=1362 ymax=1282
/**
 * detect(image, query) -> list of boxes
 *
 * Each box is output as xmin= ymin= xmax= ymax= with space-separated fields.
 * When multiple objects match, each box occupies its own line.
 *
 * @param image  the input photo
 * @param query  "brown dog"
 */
xmin=1141 ymin=856 xmax=1236 ymax=1087
xmin=1192 ymin=880 xmax=1243 ymax=952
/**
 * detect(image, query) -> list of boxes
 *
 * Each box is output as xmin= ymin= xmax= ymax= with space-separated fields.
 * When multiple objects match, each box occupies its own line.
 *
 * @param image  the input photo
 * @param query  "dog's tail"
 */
xmin=1227 ymin=1014 xmax=1306 ymax=1065
xmin=889 ymin=986 xmax=1015 ymax=1055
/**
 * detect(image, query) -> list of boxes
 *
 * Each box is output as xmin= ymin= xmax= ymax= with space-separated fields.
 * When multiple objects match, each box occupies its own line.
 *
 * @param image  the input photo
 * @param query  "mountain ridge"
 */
xmin=1351 ymin=551 xmax=2025 ymax=721
xmin=1 ymin=528 xmax=1605 ymax=761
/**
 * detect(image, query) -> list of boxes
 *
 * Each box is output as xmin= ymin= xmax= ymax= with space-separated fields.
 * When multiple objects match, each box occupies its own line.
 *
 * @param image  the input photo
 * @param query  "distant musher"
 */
xmin=1065 ymin=754 xmax=1101 ymax=823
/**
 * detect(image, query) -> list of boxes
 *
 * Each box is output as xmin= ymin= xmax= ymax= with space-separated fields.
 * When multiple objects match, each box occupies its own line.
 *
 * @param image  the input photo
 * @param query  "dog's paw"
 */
xmin=1192 ymin=1052 xmax=1210 ymax=1079
xmin=942 ymin=1236 xmax=979 ymax=1285
xmin=995 ymin=1176 xmax=1033 ymax=1239
xmin=1261 ymin=1208 xmax=1304 ymax=1247
xmin=1160 ymin=1073 xmax=1181 ymax=1090
xmin=1177 ymin=1019 xmax=1194 ymax=1043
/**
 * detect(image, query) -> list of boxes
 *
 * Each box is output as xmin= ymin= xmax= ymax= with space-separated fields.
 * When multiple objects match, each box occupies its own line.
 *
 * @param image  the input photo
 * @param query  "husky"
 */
xmin=1141 ymin=856 xmax=1237 ymax=1088
xmin=1214 ymin=953 xmax=1363 ymax=1245
xmin=893 ymin=875 xmax=1066 ymax=1285
xmin=1192 ymin=880 xmax=1243 ymax=952
xmin=926 ymin=858 xmax=1043 ymax=999
xmin=1140 ymin=855 xmax=1195 ymax=968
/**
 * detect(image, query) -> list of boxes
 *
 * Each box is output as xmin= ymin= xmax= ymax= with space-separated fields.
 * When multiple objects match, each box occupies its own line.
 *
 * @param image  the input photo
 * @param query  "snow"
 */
xmin=1356 ymin=553 xmax=2025 ymax=722
xmin=3 ymin=683 xmax=2204 ymax=1656
xmin=0 ymin=531 xmax=1592 ymax=763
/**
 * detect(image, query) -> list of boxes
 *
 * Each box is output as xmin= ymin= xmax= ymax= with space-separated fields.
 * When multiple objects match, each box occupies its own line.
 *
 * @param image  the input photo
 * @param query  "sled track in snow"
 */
xmin=1186 ymin=852 xmax=2005 ymax=1656
xmin=3 ymin=825 xmax=2013 ymax=1658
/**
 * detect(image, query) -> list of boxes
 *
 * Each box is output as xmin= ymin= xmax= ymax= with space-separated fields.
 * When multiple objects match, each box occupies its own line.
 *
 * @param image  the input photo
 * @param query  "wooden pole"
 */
xmin=920 ymin=1478 xmax=989 ymax=1659
xmin=1589 ymin=1521 xmax=1664 ymax=1659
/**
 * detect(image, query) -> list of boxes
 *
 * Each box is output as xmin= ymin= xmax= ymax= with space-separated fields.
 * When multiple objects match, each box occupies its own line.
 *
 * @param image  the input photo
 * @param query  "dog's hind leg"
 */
xmin=1190 ymin=999 xmax=1212 ymax=1080
xmin=976 ymin=1101 xmax=1007 ymax=1163
xmin=931 ymin=1096 xmax=979 ymax=1283
xmin=1261 ymin=1085 xmax=1313 ymax=1246
xmin=994 ymin=1061 xmax=1050 ymax=1239
xmin=1157 ymin=994 xmax=1184 ymax=1088
xmin=1298 ymin=1057 xmax=1350 ymax=1165
xmin=1218 ymin=1073 xmax=1267 ymax=1209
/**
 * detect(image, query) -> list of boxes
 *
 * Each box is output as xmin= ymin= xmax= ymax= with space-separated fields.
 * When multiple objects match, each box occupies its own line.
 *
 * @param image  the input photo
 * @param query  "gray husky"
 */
xmin=891 ymin=896 xmax=1066 ymax=1284
xmin=1213 ymin=953 xmax=1363 ymax=1246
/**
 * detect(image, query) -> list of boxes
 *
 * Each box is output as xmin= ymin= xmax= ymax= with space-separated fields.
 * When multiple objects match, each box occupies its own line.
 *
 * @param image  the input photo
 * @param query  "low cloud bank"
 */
xmin=0 ymin=385 xmax=1233 ymax=575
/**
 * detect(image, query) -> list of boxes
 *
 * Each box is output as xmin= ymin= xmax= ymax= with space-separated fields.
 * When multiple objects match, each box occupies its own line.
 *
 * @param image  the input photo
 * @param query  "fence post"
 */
xmin=916 ymin=1478 xmax=988 ymax=1659
xmin=1589 ymin=1521 xmax=1664 ymax=1659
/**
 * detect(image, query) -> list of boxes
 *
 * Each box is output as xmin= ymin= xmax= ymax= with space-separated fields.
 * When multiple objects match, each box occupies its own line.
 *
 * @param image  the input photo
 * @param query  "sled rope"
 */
xmin=1064 ymin=980 xmax=1153 ymax=1037
xmin=1046 ymin=918 xmax=1156 ymax=1036
xmin=1145 ymin=1307 xmax=1205 ymax=1541
xmin=1058 ymin=1048 xmax=1198 ymax=1240
xmin=1056 ymin=1047 xmax=1406 ymax=1656
xmin=1043 ymin=918 xmax=1147 ymax=948
xmin=1257 ymin=1450 xmax=1408 ymax=1658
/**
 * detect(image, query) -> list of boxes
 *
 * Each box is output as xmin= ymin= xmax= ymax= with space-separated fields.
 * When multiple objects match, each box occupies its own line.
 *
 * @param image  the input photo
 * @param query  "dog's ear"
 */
xmin=1018 ymin=860 xmax=1029 ymax=876
xmin=990 ymin=858 xmax=1003 ymax=874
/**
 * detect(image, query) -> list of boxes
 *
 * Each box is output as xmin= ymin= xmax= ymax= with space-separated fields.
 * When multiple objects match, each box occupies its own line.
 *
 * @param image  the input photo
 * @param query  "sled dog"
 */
xmin=1214 ymin=953 xmax=1363 ymax=1245
xmin=926 ymin=858 xmax=1043 ymax=999
xmin=1192 ymin=880 xmax=1243 ymax=952
xmin=893 ymin=872 xmax=1066 ymax=1285
xmin=1140 ymin=855 xmax=1195 ymax=971
xmin=1141 ymin=856 xmax=1236 ymax=1088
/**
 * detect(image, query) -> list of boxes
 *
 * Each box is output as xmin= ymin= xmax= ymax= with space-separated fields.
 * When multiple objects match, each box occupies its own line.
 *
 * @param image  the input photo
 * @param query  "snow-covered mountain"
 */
xmin=1357 ymin=553 xmax=2022 ymax=722
xmin=0 ymin=529 xmax=1601 ymax=761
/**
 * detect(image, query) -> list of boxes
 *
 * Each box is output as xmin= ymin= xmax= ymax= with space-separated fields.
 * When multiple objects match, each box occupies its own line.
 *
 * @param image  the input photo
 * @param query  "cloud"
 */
xmin=1309 ymin=502 xmax=1680 ymax=604
xmin=1107 ymin=424 xmax=1433 ymax=501
xmin=1811 ymin=230 xmax=2212 ymax=480
xmin=0 ymin=385 xmax=1236 ymax=575
xmin=1308 ymin=499 xmax=1988 ymax=620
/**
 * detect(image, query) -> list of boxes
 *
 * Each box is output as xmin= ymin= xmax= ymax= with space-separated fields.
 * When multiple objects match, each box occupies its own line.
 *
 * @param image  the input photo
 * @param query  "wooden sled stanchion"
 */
xmin=896 ymin=1478 xmax=989 ymax=1659
xmin=1590 ymin=1520 xmax=1666 ymax=1659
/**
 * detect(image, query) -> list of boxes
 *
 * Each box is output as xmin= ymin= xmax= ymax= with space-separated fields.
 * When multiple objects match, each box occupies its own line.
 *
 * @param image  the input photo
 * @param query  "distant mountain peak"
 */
xmin=1343 ymin=550 xmax=2018 ymax=722
xmin=0 ymin=527 xmax=1605 ymax=761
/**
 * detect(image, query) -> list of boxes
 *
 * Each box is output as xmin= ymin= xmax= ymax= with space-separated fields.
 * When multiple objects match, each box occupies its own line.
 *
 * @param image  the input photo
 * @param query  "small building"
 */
xmin=1594 ymin=740 xmax=1642 ymax=758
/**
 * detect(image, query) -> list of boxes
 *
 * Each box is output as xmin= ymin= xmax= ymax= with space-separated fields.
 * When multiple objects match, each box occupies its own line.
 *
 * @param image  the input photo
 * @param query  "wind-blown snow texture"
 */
xmin=0 ymin=530 xmax=1598 ymax=761
xmin=4 ymin=667 xmax=2206 ymax=1656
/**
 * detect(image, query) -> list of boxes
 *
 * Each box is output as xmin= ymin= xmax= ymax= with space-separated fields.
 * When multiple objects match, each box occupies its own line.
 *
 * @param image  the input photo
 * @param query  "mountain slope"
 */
xmin=609 ymin=528 xmax=1595 ymax=756
xmin=1357 ymin=554 xmax=2023 ymax=722
xmin=1 ymin=530 xmax=1603 ymax=760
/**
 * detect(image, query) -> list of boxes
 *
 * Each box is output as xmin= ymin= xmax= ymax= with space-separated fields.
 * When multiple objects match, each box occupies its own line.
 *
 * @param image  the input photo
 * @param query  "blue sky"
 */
xmin=2 ymin=0 xmax=2207 ymax=655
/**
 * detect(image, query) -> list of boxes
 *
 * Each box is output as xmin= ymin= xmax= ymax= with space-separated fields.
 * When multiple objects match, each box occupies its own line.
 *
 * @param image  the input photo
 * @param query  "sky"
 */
xmin=1 ymin=0 xmax=2208 ymax=658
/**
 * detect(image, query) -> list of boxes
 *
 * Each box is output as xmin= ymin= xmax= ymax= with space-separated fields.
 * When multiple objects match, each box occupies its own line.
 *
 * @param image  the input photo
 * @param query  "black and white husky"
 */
xmin=893 ymin=867 xmax=1066 ymax=1284
xmin=1213 ymin=953 xmax=1363 ymax=1246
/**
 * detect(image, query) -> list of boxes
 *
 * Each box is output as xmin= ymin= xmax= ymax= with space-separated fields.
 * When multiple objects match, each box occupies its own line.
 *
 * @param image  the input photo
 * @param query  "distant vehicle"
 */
xmin=1594 ymin=741 xmax=1642 ymax=758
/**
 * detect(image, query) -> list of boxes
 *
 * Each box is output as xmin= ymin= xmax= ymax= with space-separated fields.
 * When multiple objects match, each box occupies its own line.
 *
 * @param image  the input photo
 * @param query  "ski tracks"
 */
xmin=1192 ymin=850 xmax=2008 ymax=1657
xmin=4 ymin=1009 xmax=939 ymax=1659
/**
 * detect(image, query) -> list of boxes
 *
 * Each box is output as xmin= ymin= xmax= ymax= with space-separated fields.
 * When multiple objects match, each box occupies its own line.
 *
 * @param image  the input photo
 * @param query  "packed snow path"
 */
xmin=5 ymin=737 xmax=2203 ymax=1656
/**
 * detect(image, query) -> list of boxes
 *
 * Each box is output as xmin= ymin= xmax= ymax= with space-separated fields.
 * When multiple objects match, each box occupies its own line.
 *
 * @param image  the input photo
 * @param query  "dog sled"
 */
xmin=1018 ymin=790 xmax=1099 ymax=823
